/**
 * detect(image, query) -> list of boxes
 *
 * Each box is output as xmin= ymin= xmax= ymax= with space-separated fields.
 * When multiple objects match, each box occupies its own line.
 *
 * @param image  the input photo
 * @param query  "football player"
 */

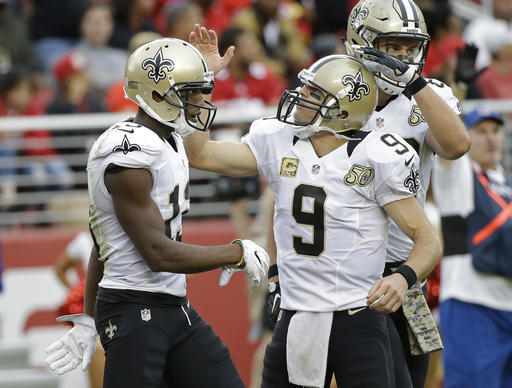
xmin=187 ymin=25 xmax=441 ymax=387
xmin=344 ymin=0 xmax=471 ymax=386
xmin=44 ymin=38 xmax=270 ymax=388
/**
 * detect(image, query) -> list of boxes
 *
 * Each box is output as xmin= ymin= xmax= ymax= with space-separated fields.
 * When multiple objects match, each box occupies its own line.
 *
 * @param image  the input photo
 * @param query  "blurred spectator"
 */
xmin=46 ymin=52 xmax=104 ymax=176
xmin=286 ymin=32 xmax=346 ymax=89
xmin=310 ymin=33 xmax=346 ymax=60
xmin=110 ymin=0 xmax=158 ymax=49
xmin=213 ymin=27 xmax=285 ymax=108
xmin=0 ymin=0 xmax=40 ymax=75
xmin=28 ymin=0 xmax=86 ymax=73
xmin=311 ymin=0 xmax=352 ymax=36
xmin=493 ymin=0 xmax=512 ymax=21
xmin=155 ymin=0 xmax=250 ymax=36
xmin=0 ymin=70 xmax=73 ymax=201
xmin=52 ymin=227 xmax=104 ymax=388
xmin=433 ymin=107 xmax=512 ymax=388
xmin=164 ymin=1 xmax=204 ymax=40
xmin=471 ymin=21 xmax=512 ymax=100
xmin=422 ymin=1 xmax=463 ymax=79
xmin=0 ymin=129 xmax=18 ymax=211
xmin=194 ymin=0 xmax=249 ymax=35
xmin=464 ymin=13 xmax=512 ymax=71
xmin=104 ymin=31 xmax=161 ymax=113
xmin=74 ymin=2 xmax=129 ymax=97
xmin=232 ymin=0 xmax=310 ymax=82
xmin=47 ymin=52 xmax=104 ymax=114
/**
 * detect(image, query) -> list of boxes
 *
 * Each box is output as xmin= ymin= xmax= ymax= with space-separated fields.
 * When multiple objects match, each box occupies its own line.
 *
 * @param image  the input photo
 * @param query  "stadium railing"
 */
xmin=0 ymin=101 xmax=510 ymax=228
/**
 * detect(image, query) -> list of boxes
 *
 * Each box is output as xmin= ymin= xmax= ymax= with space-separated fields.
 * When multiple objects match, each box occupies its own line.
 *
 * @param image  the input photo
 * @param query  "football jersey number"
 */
xmin=292 ymin=184 xmax=326 ymax=257
xmin=380 ymin=134 xmax=409 ymax=155
xmin=164 ymin=182 xmax=190 ymax=241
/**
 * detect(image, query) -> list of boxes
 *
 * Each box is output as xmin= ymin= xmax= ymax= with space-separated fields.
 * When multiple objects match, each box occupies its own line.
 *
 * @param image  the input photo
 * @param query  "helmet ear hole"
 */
xmin=339 ymin=110 xmax=348 ymax=119
xmin=152 ymin=91 xmax=164 ymax=102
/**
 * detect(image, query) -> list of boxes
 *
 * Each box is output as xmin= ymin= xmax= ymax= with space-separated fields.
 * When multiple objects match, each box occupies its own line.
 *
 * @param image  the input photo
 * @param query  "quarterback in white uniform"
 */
xmin=45 ymin=38 xmax=270 ymax=388
xmin=345 ymin=1 xmax=470 ymax=387
xmin=187 ymin=24 xmax=441 ymax=388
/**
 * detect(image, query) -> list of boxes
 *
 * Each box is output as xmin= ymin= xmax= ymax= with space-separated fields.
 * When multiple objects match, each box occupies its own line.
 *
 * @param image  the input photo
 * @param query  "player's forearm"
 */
xmin=403 ymin=223 xmax=442 ymax=281
xmin=267 ymin=206 xmax=278 ymax=282
xmin=84 ymin=247 xmax=103 ymax=318
xmin=414 ymin=86 xmax=470 ymax=159
xmin=142 ymin=236 xmax=242 ymax=273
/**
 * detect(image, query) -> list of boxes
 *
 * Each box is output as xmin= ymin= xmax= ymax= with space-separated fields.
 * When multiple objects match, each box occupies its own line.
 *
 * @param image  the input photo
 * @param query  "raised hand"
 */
xmin=189 ymin=24 xmax=235 ymax=75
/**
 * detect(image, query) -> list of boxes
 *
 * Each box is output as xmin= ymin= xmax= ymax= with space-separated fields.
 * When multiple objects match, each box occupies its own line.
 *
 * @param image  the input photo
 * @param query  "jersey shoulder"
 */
xmin=423 ymin=78 xmax=461 ymax=113
xmin=92 ymin=119 xmax=164 ymax=159
xmin=350 ymin=131 xmax=419 ymax=167
xmin=244 ymin=117 xmax=295 ymax=147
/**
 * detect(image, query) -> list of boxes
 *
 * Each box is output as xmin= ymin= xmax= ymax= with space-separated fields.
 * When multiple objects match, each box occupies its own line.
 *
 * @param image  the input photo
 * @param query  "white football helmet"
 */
xmin=124 ymin=38 xmax=216 ymax=136
xmin=277 ymin=55 xmax=378 ymax=139
xmin=346 ymin=0 xmax=430 ymax=95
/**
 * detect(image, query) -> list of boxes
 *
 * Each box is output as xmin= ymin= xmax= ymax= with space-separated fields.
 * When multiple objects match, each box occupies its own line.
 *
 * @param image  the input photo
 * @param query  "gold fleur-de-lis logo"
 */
xmin=342 ymin=70 xmax=370 ymax=102
xmin=142 ymin=48 xmax=175 ymax=83
xmin=113 ymin=135 xmax=141 ymax=154
xmin=105 ymin=320 xmax=117 ymax=339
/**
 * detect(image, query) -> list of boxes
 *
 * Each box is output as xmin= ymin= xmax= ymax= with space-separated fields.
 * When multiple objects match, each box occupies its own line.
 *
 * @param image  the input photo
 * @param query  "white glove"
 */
xmin=218 ymin=239 xmax=270 ymax=288
xmin=353 ymin=45 xmax=417 ymax=85
xmin=45 ymin=314 xmax=98 ymax=375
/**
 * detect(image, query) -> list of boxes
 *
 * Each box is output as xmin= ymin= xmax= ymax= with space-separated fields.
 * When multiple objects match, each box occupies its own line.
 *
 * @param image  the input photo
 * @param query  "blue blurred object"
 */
xmin=463 ymin=107 xmax=504 ymax=128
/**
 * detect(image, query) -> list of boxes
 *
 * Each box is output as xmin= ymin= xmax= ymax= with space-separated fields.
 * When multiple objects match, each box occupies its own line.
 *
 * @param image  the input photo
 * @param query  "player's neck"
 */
xmin=309 ymin=132 xmax=347 ymax=157
xmin=134 ymin=109 xmax=174 ymax=139
xmin=378 ymin=90 xmax=392 ymax=106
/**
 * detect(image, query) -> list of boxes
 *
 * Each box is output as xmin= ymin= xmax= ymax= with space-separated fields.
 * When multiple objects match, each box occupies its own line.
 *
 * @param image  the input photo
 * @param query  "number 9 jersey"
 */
xmin=87 ymin=120 xmax=190 ymax=297
xmin=243 ymin=118 xmax=420 ymax=312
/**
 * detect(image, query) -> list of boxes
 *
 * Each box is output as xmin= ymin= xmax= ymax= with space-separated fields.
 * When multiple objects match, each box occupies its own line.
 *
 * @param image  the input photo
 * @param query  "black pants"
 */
xmin=388 ymin=305 xmax=430 ymax=388
xmin=385 ymin=263 xmax=430 ymax=388
xmin=262 ymin=308 xmax=397 ymax=388
xmin=95 ymin=288 xmax=244 ymax=388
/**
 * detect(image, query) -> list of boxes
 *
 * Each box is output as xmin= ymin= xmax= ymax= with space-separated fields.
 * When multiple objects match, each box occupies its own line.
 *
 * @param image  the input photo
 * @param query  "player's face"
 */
xmin=179 ymin=89 xmax=205 ymax=123
xmin=293 ymin=84 xmax=326 ymax=125
xmin=468 ymin=119 xmax=504 ymax=170
xmin=375 ymin=38 xmax=423 ymax=64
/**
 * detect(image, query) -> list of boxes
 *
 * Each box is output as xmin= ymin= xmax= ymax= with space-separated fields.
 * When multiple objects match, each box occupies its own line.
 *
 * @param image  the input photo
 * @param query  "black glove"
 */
xmin=267 ymin=282 xmax=281 ymax=323
xmin=454 ymin=44 xmax=485 ymax=85
xmin=354 ymin=46 xmax=417 ymax=85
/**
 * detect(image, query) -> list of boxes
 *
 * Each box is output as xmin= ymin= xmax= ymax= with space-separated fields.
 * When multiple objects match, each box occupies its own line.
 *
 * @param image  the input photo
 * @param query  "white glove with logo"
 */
xmin=218 ymin=239 xmax=270 ymax=288
xmin=45 ymin=314 xmax=98 ymax=375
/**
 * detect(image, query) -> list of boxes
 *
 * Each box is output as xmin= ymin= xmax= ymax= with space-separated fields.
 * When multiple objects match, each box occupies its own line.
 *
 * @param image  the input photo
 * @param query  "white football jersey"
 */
xmin=87 ymin=120 xmax=190 ymax=296
xmin=243 ymin=118 xmax=420 ymax=312
xmin=364 ymin=79 xmax=461 ymax=263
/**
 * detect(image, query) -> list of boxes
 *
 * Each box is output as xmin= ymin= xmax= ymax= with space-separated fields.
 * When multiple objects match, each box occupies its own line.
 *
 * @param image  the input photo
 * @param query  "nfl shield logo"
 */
xmin=141 ymin=308 xmax=151 ymax=322
xmin=312 ymin=164 xmax=321 ymax=174
xmin=376 ymin=117 xmax=384 ymax=128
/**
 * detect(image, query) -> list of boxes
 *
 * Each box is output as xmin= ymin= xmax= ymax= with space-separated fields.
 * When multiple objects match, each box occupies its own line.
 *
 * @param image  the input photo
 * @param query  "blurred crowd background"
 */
xmin=0 ymin=0 xmax=511 ymax=229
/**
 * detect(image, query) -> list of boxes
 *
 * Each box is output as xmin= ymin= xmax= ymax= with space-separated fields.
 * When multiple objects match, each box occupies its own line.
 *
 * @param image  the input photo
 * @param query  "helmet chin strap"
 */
xmin=135 ymin=95 xmax=196 ymax=137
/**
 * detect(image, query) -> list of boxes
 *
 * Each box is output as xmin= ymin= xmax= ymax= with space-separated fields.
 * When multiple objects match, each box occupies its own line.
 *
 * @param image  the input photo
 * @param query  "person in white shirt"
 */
xmin=342 ymin=1 xmax=471 ymax=386
xmin=433 ymin=107 xmax=512 ymax=388
xmin=186 ymin=24 xmax=441 ymax=388
xmin=44 ymin=38 xmax=269 ymax=388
